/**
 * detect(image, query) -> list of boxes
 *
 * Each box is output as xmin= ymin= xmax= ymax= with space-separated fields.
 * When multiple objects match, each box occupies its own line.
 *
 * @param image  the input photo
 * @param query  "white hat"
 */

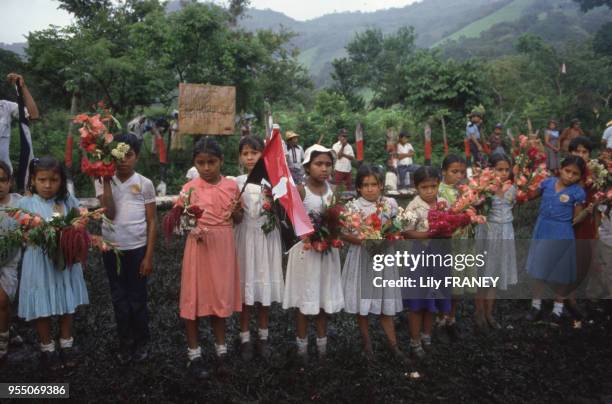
xmin=303 ymin=144 xmax=336 ymax=166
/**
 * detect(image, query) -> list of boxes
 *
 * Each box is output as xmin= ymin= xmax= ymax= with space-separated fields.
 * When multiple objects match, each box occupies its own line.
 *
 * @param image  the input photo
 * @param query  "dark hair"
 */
xmin=238 ymin=135 xmax=264 ymax=153
xmin=27 ymin=156 xmax=68 ymax=201
xmin=568 ymin=136 xmax=592 ymax=153
xmin=399 ymin=132 xmax=408 ymax=139
xmin=413 ymin=166 xmax=440 ymax=187
xmin=560 ymin=155 xmax=586 ymax=176
xmin=114 ymin=133 xmax=141 ymax=156
xmin=0 ymin=160 xmax=12 ymax=179
xmin=355 ymin=164 xmax=384 ymax=194
xmin=489 ymin=153 xmax=513 ymax=168
xmin=441 ymin=154 xmax=466 ymax=171
xmin=193 ymin=137 xmax=223 ymax=161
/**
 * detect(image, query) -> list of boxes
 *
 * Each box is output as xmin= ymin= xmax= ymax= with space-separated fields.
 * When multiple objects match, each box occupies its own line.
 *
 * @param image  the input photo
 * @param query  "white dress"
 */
xmin=233 ymin=175 xmax=284 ymax=306
xmin=282 ymin=183 xmax=344 ymax=315
xmin=342 ymin=197 xmax=403 ymax=316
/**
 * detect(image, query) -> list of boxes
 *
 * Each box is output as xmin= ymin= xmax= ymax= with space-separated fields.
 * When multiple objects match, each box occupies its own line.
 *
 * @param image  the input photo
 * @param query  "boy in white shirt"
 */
xmin=332 ymin=129 xmax=355 ymax=190
xmin=395 ymin=132 xmax=416 ymax=189
xmin=96 ymin=133 xmax=157 ymax=364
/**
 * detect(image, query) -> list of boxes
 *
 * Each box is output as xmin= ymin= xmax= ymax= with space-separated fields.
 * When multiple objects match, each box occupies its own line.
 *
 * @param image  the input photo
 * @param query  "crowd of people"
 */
xmin=0 ymin=73 xmax=611 ymax=381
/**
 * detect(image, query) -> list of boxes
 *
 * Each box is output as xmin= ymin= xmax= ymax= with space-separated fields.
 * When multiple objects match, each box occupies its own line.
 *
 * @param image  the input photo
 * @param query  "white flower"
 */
xmin=52 ymin=212 xmax=61 ymax=218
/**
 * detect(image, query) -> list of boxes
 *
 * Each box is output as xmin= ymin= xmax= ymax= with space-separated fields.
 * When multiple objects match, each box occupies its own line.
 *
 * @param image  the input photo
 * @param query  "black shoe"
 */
xmin=116 ymin=345 xmax=132 ymax=365
xmin=255 ymin=339 xmax=272 ymax=361
xmin=9 ymin=326 xmax=23 ymax=347
xmin=59 ymin=346 xmax=78 ymax=369
xmin=391 ymin=346 xmax=410 ymax=365
xmin=240 ymin=341 xmax=253 ymax=362
xmin=548 ymin=311 xmax=566 ymax=327
xmin=40 ymin=350 xmax=62 ymax=371
xmin=187 ymin=356 xmax=210 ymax=380
xmin=474 ymin=314 xmax=490 ymax=334
xmin=446 ymin=323 xmax=462 ymax=341
xmin=525 ymin=307 xmax=542 ymax=322
xmin=132 ymin=345 xmax=149 ymax=363
xmin=411 ymin=344 xmax=426 ymax=360
xmin=435 ymin=324 xmax=451 ymax=344
xmin=216 ymin=354 xmax=230 ymax=377
xmin=486 ymin=316 xmax=502 ymax=330
xmin=565 ymin=304 xmax=584 ymax=321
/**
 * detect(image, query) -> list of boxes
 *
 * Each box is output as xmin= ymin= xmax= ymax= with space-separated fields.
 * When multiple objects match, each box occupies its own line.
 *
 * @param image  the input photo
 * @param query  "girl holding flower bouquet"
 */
xmin=402 ymin=166 xmax=451 ymax=359
xmin=17 ymin=157 xmax=89 ymax=370
xmin=0 ymin=161 xmax=22 ymax=363
xmin=233 ymin=136 xmax=283 ymax=362
xmin=179 ymin=138 xmax=243 ymax=379
xmin=283 ymin=145 xmax=344 ymax=363
xmin=474 ymin=153 xmax=518 ymax=330
xmin=525 ymin=156 xmax=587 ymax=324
xmin=341 ymin=164 xmax=406 ymax=362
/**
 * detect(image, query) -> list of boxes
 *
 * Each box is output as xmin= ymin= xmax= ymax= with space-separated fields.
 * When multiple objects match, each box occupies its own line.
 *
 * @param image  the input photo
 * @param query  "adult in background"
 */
xmin=0 ymin=73 xmax=39 ymax=173
xmin=332 ymin=129 xmax=355 ymax=190
xmin=466 ymin=112 xmax=485 ymax=168
xmin=559 ymin=118 xmax=584 ymax=153
xmin=544 ymin=119 xmax=561 ymax=174
xmin=395 ymin=132 xmax=417 ymax=190
xmin=602 ymin=119 xmax=612 ymax=152
xmin=284 ymin=131 xmax=305 ymax=185
xmin=488 ymin=123 xmax=506 ymax=156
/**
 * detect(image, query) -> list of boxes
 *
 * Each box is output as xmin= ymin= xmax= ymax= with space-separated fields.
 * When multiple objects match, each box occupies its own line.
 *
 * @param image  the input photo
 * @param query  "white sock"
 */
xmin=59 ymin=337 xmax=74 ymax=349
xmin=421 ymin=333 xmax=432 ymax=345
xmin=187 ymin=346 xmax=202 ymax=361
xmin=410 ymin=339 xmax=421 ymax=348
xmin=447 ymin=317 xmax=456 ymax=326
xmin=553 ymin=302 xmax=564 ymax=316
xmin=40 ymin=341 xmax=56 ymax=352
xmin=0 ymin=331 xmax=8 ymax=354
xmin=258 ymin=328 xmax=269 ymax=341
xmin=240 ymin=331 xmax=250 ymax=344
xmin=215 ymin=343 xmax=227 ymax=356
xmin=316 ymin=337 xmax=327 ymax=354
xmin=532 ymin=299 xmax=542 ymax=310
xmin=296 ymin=337 xmax=308 ymax=354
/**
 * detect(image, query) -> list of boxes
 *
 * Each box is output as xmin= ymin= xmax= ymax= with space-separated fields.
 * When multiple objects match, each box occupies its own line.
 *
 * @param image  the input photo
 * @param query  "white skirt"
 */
xmin=342 ymin=244 xmax=403 ymax=316
xmin=283 ymin=241 xmax=344 ymax=315
xmin=234 ymin=221 xmax=284 ymax=306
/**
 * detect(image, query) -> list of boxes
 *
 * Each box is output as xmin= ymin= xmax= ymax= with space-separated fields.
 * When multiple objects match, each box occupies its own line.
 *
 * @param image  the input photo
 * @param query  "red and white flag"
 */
xmin=355 ymin=122 xmax=364 ymax=161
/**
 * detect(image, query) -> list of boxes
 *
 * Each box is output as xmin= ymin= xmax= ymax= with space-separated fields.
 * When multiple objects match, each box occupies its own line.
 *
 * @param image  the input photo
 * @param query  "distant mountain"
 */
xmin=0 ymin=42 xmax=26 ymax=58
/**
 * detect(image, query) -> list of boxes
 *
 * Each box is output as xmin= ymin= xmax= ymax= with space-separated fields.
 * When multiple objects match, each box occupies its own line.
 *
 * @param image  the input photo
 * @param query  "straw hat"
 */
xmin=606 ymin=120 xmax=612 ymax=127
xmin=285 ymin=131 xmax=299 ymax=140
xmin=303 ymin=144 xmax=336 ymax=166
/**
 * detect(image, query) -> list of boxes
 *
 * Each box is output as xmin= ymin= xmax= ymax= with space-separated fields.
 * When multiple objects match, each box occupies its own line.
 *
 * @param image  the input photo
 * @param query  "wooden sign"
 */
xmin=178 ymin=83 xmax=236 ymax=135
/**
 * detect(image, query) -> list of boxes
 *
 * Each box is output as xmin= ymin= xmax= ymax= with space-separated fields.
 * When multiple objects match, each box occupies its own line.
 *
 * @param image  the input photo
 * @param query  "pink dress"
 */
xmin=179 ymin=176 xmax=242 ymax=320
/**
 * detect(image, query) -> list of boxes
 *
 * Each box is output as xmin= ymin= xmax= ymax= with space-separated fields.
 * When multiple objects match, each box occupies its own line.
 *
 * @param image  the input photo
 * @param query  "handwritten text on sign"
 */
xmin=178 ymin=84 xmax=236 ymax=135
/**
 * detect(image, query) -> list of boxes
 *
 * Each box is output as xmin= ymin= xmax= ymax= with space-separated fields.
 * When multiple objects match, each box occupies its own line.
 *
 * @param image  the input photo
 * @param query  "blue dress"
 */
xmin=526 ymin=177 xmax=586 ymax=284
xmin=17 ymin=194 xmax=89 ymax=321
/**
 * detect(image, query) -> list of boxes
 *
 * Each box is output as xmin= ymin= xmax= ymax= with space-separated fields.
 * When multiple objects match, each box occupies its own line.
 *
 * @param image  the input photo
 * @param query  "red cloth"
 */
xmin=64 ymin=135 xmax=74 ymax=168
xmin=333 ymin=171 xmax=352 ymax=191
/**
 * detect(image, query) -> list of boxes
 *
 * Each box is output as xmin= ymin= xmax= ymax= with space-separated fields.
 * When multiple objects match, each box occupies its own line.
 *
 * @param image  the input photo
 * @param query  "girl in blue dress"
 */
xmin=17 ymin=157 xmax=89 ymax=370
xmin=525 ymin=156 xmax=586 ymax=323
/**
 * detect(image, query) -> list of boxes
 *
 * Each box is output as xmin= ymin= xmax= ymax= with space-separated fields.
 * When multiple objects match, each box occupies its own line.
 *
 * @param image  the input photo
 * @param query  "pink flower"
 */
xmin=103 ymin=133 xmax=114 ymax=144
xmin=31 ymin=215 xmax=42 ymax=227
xmin=73 ymin=114 xmax=90 ymax=124
xmin=19 ymin=214 xmax=32 ymax=226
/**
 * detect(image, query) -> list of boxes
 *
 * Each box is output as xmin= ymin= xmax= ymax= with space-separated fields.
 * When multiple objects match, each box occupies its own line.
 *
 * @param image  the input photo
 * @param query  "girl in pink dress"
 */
xmin=179 ymin=138 xmax=243 ymax=379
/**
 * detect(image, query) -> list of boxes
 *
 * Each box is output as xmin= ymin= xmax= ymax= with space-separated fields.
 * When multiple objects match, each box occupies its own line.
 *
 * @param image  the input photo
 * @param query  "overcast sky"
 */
xmin=0 ymin=0 xmax=419 ymax=43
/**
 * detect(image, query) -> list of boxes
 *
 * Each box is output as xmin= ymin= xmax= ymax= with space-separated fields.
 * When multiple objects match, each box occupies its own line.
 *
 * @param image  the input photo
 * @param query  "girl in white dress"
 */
xmin=234 ymin=136 xmax=284 ymax=361
xmin=341 ymin=164 xmax=406 ymax=362
xmin=283 ymin=145 xmax=344 ymax=362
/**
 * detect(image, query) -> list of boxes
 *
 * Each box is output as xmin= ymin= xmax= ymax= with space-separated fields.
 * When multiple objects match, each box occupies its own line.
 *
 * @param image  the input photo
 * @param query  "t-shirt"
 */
xmin=603 ymin=126 xmax=612 ymax=149
xmin=396 ymin=142 xmax=414 ymax=166
xmin=465 ymin=123 xmax=480 ymax=140
xmin=0 ymin=101 xmax=19 ymax=140
xmin=332 ymin=141 xmax=354 ymax=173
xmin=95 ymin=173 xmax=156 ymax=250
xmin=285 ymin=144 xmax=305 ymax=169
xmin=185 ymin=167 xmax=199 ymax=181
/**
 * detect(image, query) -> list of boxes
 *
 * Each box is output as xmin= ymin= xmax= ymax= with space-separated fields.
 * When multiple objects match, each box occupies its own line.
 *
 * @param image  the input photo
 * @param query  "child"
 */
xmin=180 ymin=138 xmax=243 ymax=379
xmin=341 ymin=164 xmax=405 ymax=362
xmin=474 ymin=153 xmax=518 ymax=330
xmin=402 ymin=166 xmax=451 ymax=358
xmin=525 ymin=156 xmax=587 ymax=323
xmin=283 ymin=144 xmax=344 ymax=363
xmin=568 ymin=136 xmax=596 ymax=319
xmin=438 ymin=155 xmax=469 ymax=339
xmin=17 ymin=157 xmax=89 ymax=370
xmin=95 ymin=133 xmax=156 ymax=364
xmin=544 ymin=120 xmax=560 ymax=174
xmin=0 ymin=161 xmax=21 ymax=363
xmin=234 ymin=136 xmax=283 ymax=361
xmin=395 ymin=132 xmax=416 ymax=190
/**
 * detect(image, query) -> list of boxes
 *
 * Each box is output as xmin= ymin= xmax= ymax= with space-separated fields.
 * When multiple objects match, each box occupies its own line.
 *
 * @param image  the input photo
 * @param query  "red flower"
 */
xmin=262 ymin=201 xmax=272 ymax=211
xmin=365 ymin=213 xmax=382 ymax=231
xmin=331 ymin=238 xmax=344 ymax=248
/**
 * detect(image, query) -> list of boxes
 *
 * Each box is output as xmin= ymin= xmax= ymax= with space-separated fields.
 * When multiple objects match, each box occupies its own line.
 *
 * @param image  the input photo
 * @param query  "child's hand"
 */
xmin=139 ymin=256 xmax=153 ymax=277
xmin=227 ymin=198 xmax=244 ymax=223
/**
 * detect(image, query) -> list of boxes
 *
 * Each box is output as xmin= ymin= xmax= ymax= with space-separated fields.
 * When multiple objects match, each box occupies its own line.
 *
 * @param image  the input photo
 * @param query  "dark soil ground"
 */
xmin=1 ymin=203 xmax=612 ymax=403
